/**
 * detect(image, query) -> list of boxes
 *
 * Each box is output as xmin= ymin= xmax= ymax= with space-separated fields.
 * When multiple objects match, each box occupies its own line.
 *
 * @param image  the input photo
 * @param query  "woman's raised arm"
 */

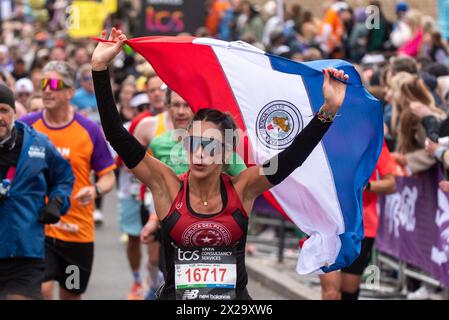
xmin=91 ymin=29 xmax=180 ymax=218
xmin=234 ymin=68 xmax=349 ymax=203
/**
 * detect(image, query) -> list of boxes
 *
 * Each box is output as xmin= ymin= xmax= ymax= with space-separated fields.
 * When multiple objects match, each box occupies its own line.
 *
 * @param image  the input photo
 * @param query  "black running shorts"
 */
xmin=341 ymin=237 xmax=375 ymax=276
xmin=44 ymin=237 xmax=94 ymax=295
xmin=0 ymin=257 xmax=45 ymax=300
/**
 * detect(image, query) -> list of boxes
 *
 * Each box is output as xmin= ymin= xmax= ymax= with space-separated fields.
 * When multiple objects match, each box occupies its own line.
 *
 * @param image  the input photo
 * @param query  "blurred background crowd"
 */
xmin=2 ymin=0 xmax=449 ymax=146
xmin=1 ymin=0 xmax=449 ymax=133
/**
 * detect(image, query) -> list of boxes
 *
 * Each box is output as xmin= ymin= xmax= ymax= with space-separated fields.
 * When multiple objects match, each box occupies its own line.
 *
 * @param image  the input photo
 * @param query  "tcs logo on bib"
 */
xmin=177 ymin=250 xmax=200 ymax=261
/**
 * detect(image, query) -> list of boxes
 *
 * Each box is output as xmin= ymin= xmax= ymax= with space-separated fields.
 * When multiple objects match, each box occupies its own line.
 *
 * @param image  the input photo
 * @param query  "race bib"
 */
xmin=174 ymin=246 xmax=237 ymax=300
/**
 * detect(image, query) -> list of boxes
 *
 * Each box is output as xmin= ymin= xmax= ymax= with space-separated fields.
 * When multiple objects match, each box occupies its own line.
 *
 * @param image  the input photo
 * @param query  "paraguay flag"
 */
xmin=124 ymin=36 xmax=383 ymax=274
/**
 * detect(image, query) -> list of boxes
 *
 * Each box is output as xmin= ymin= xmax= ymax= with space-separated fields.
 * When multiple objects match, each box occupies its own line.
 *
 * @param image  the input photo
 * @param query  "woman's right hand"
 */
xmin=92 ymin=28 xmax=127 ymax=71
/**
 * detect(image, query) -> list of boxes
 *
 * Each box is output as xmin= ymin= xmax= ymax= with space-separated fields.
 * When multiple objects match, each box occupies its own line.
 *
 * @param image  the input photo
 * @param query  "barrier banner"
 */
xmin=376 ymin=165 xmax=449 ymax=288
xmin=137 ymin=0 xmax=207 ymax=36
xmin=68 ymin=1 xmax=108 ymax=39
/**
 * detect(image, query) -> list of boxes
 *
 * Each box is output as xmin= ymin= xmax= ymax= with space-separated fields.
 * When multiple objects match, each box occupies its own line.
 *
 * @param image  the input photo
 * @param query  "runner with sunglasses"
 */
xmin=92 ymin=28 xmax=349 ymax=300
xmin=21 ymin=61 xmax=117 ymax=300
xmin=137 ymin=87 xmax=247 ymax=299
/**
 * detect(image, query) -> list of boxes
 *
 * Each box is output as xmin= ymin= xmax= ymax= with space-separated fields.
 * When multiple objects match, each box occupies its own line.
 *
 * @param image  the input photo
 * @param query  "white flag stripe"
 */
xmin=211 ymin=45 xmax=345 ymax=272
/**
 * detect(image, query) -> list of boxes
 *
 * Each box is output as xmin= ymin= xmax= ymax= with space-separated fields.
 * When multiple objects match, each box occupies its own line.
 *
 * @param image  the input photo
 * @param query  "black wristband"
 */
xmin=263 ymin=115 xmax=332 ymax=186
xmin=92 ymin=69 xmax=146 ymax=169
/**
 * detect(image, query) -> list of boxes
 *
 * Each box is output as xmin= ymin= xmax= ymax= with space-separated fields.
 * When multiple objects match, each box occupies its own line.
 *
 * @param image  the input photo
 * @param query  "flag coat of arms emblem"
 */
xmin=123 ymin=36 xmax=383 ymax=274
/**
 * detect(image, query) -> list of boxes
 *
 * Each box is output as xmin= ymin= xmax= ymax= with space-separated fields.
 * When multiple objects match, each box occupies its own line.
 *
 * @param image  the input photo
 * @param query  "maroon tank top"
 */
xmin=159 ymin=171 xmax=251 ymax=300
xmin=163 ymin=171 xmax=248 ymax=247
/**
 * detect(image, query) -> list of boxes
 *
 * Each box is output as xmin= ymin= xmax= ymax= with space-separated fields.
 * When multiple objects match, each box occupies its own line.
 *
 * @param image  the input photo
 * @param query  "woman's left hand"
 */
xmin=321 ymin=67 xmax=349 ymax=115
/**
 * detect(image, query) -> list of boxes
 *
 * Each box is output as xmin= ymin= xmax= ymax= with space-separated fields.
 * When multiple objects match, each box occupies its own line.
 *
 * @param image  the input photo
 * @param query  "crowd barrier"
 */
xmin=377 ymin=165 xmax=449 ymax=290
xmin=249 ymin=166 xmax=449 ymax=297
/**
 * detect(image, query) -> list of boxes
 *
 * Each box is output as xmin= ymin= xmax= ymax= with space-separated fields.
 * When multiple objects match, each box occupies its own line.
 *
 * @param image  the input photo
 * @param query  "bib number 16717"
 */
xmin=185 ymin=267 xmax=227 ymax=283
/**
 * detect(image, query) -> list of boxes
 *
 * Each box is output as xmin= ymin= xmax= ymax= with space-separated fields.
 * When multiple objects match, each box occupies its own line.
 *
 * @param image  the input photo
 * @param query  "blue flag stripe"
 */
xmin=268 ymin=55 xmax=384 ymax=271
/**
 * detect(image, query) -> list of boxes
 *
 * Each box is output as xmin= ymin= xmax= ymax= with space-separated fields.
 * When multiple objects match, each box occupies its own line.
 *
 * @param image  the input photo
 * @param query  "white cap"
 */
xmin=15 ymin=78 xmax=34 ymax=93
xmin=130 ymin=93 xmax=150 ymax=108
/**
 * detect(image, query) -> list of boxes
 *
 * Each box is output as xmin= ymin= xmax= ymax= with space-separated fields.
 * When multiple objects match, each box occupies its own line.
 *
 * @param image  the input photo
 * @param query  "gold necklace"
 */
xmin=193 ymin=184 xmax=208 ymax=206
xmin=201 ymin=197 xmax=208 ymax=207
xmin=189 ymin=177 xmax=216 ymax=207
xmin=198 ymin=191 xmax=208 ymax=206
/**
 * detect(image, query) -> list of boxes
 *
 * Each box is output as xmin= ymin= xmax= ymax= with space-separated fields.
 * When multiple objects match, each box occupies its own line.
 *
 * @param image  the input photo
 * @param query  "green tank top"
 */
xmin=149 ymin=131 xmax=247 ymax=176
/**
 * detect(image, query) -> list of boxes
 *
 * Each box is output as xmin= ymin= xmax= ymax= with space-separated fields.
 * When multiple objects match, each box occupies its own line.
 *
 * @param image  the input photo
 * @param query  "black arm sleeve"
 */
xmin=92 ymin=69 xmax=146 ymax=169
xmin=262 ymin=115 xmax=332 ymax=185
xmin=421 ymin=116 xmax=441 ymax=142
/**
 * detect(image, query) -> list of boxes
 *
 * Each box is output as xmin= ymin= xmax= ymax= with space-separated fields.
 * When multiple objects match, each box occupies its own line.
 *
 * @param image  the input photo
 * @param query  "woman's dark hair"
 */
xmin=241 ymin=0 xmax=259 ymax=21
xmin=398 ymin=110 xmax=421 ymax=153
xmin=190 ymin=108 xmax=238 ymax=150
xmin=391 ymin=56 xmax=418 ymax=75
xmin=302 ymin=11 xmax=313 ymax=24
xmin=296 ymin=11 xmax=313 ymax=35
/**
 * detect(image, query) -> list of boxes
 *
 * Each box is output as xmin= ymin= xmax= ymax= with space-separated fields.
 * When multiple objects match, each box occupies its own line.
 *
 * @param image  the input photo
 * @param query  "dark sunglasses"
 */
xmin=183 ymin=136 xmax=225 ymax=156
xmin=39 ymin=78 xmax=70 ymax=91
xmin=82 ymin=75 xmax=93 ymax=82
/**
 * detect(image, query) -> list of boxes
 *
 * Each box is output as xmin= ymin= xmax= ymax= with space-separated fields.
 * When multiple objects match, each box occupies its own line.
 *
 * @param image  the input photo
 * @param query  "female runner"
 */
xmin=91 ymin=28 xmax=349 ymax=300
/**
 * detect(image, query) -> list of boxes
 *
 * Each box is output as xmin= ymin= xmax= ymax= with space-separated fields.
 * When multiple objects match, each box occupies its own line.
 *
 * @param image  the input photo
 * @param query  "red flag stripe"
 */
xmin=124 ymin=37 xmax=290 ymax=220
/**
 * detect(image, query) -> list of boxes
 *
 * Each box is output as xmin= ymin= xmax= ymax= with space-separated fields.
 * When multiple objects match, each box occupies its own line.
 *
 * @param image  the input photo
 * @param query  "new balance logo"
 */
xmin=182 ymin=289 xmax=199 ymax=300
